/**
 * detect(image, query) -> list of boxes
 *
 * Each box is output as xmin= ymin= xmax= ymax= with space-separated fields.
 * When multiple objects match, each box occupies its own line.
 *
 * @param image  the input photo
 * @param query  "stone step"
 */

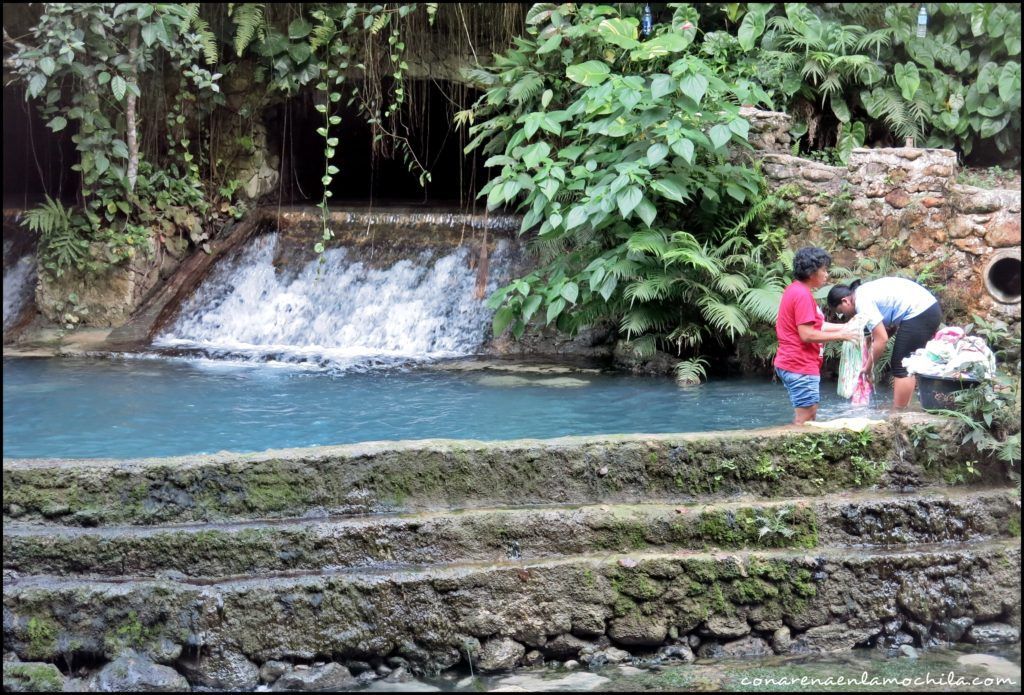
xmin=4 ymin=540 xmax=1019 ymax=684
xmin=2 ymin=415 xmax=993 ymax=526
xmin=3 ymin=488 xmax=1018 ymax=578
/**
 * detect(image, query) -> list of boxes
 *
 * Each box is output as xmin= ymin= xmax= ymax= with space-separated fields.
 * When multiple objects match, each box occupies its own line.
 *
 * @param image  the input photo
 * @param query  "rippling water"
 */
xmin=3 ymin=356 xmax=890 ymax=459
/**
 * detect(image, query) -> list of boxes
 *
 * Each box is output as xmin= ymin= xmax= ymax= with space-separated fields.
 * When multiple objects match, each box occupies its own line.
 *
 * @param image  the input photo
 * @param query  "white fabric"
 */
xmin=854 ymin=277 xmax=938 ymax=331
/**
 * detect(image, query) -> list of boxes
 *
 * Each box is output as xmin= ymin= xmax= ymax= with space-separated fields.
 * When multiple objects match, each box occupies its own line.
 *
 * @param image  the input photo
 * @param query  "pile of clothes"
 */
xmin=902 ymin=327 xmax=997 ymax=381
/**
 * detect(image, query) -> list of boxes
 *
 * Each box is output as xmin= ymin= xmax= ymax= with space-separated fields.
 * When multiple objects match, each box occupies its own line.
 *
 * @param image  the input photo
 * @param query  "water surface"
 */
xmin=3 ymin=356 xmax=889 ymax=459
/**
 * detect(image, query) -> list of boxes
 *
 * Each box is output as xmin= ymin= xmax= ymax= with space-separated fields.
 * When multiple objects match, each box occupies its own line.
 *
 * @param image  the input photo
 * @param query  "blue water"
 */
xmin=2 ymin=357 xmax=889 ymax=459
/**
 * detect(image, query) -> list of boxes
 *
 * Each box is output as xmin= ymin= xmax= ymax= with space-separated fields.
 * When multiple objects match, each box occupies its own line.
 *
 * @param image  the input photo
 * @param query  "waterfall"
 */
xmin=154 ymin=233 xmax=511 ymax=369
xmin=3 ymin=240 xmax=36 ymax=333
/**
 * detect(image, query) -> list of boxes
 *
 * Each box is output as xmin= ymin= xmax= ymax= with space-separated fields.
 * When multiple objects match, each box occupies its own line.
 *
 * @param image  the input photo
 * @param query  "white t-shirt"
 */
xmin=855 ymin=277 xmax=938 ymax=331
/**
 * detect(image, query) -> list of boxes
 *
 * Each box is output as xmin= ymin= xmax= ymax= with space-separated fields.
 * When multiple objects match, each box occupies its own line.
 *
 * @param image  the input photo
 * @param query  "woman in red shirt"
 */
xmin=775 ymin=247 xmax=859 ymax=425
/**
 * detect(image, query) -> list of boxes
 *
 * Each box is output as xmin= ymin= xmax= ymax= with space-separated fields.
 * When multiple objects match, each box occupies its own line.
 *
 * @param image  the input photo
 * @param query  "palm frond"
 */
xmin=675 ymin=357 xmax=709 ymax=386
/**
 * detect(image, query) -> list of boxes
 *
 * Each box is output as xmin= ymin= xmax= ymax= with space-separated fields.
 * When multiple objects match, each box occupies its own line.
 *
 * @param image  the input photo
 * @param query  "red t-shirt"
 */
xmin=774 ymin=281 xmax=824 ymax=375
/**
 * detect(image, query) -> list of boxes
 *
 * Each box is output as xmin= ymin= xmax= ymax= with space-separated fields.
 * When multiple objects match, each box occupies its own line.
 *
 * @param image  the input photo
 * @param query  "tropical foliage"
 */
xmin=730 ymin=3 xmax=1021 ymax=163
xmin=462 ymin=4 xmax=791 ymax=370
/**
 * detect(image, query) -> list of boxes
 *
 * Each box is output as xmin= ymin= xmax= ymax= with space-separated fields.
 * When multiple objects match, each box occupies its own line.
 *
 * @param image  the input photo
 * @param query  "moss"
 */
xmin=1007 ymin=516 xmax=1021 ymax=538
xmin=2 ymin=662 xmax=65 ymax=692
xmin=731 ymin=578 xmax=778 ymax=604
xmin=105 ymin=610 xmax=156 ymax=654
xmin=611 ymin=569 xmax=664 ymax=601
xmin=709 ymin=583 xmax=731 ymax=614
xmin=26 ymin=616 xmax=58 ymax=660
xmin=613 ymin=594 xmax=638 ymax=617
xmin=791 ymin=568 xmax=817 ymax=598
xmin=597 ymin=519 xmax=649 ymax=551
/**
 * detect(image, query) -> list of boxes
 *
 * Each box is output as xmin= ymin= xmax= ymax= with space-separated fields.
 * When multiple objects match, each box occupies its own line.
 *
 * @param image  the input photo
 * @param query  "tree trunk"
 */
xmin=126 ymin=25 xmax=139 ymax=192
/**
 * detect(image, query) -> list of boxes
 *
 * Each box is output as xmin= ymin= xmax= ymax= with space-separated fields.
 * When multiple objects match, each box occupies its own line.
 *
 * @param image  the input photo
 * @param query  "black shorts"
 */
xmin=890 ymin=302 xmax=942 ymax=378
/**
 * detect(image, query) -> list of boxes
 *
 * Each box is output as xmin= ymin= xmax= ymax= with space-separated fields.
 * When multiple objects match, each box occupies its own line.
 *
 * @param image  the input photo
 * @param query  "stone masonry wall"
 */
xmin=757 ymin=133 xmax=1021 ymax=327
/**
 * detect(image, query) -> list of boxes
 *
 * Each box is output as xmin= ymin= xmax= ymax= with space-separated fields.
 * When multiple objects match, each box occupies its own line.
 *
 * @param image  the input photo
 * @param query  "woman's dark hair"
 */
xmin=792 ymin=247 xmax=832 ymax=281
xmin=827 ymin=279 xmax=862 ymax=308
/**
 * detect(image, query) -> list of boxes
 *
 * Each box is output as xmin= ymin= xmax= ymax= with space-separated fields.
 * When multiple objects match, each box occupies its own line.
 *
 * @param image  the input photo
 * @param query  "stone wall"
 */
xmin=760 ymin=142 xmax=1021 ymax=327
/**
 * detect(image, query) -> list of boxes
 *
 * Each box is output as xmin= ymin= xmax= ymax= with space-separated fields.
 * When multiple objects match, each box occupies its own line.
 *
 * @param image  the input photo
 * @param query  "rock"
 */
xmin=608 ymin=614 xmax=668 ymax=646
xmin=885 ymin=189 xmax=911 ymax=209
xmin=272 ymin=663 xmax=356 ymax=691
xmin=771 ymin=626 xmax=792 ymax=654
xmin=478 ymin=637 xmax=526 ymax=672
xmin=384 ymin=666 xmax=413 ymax=683
xmin=143 ymin=637 xmax=182 ymax=665
xmin=966 ymin=623 xmax=1021 ymax=645
xmin=570 ymin=607 xmax=606 ymax=638
xmin=346 ymin=661 xmax=372 ymax=675
xmin=986 ymin=218 xmax=1021 ymax=247
xmin=544 ymin=634 xmax=591 ymax=660
xmin=702 ymin=613 xmax=750 ymax=639
xmin=797 ymin=624 xmax=879 ymax=652
xmin=720 ymin=636 xmax=772 ymax=658
xmin=937 ymin=617 xmax=974 ymax=643
xmin=563 ymin=660 xmax=580 ymax=670
xmin=696 ymin=642 xmax=724 ymax=659
xmin=90 ymin=652 xmax=190 ymax=692
xmin=687 ymin=635 xmax=701 ymax=649
xmin=3 ymin=662 xmax=66 ymax=692
xmin=899 ymin=645 xmax=919 ymax=659
xmin=656 ymin=644 xmax=694 ymax=663
xmin=523 ymin=650 xmax=544 ymax=667
xmin=180 ymin=648 xmax=259 ymax=690
xmin=594 ymin=647 xmax=630 ymax=665
xmin=260 ymin=660 xmax=290 ymax=684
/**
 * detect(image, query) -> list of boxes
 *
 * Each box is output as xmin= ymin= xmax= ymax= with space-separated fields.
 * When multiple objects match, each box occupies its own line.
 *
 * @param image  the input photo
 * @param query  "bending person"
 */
xmin=827 ymin=277 xmax=941 ymax=409
xmin=775 ymin=247 xmax=859 ymax=425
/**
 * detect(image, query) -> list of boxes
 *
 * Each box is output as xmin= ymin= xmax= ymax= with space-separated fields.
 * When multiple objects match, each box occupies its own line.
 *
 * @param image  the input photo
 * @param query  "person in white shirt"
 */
xmin=827 ymin=277 xmax=941 ymax=409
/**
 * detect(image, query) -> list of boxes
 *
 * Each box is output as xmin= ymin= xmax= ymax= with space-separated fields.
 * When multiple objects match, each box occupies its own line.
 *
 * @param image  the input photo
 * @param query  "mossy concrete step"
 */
xmin=4 ymin=540 xmax=1019 ymax=675
xmin=3 ymin=489 xmax=1018 ymax=578
xmin=2 ymin=415 xmax=992 ymax=526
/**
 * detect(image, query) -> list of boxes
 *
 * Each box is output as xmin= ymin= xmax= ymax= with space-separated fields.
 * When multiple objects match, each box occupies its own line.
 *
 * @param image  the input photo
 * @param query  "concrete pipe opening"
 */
xmin=984 ymin=250 xmax=1021 ymax=304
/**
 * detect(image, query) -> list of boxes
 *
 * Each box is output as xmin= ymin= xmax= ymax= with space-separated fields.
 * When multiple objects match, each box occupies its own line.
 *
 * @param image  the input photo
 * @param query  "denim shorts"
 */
xmin=776 ymin=368 xmax=820 ymax=408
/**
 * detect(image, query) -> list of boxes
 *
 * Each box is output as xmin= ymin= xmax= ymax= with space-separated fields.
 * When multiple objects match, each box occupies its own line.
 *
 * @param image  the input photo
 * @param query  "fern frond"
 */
xmin=699 ymin=296 xmax=750 ymax=340
xmin=231 ymin=3 xmax=265 ymax=57
xmin=509 ymin=73 xmax=544 ymax=104
xmin=675 ymin=357 xmax=709 ymax=386
xmin=741 ymin=281 xmax=785 ymax=323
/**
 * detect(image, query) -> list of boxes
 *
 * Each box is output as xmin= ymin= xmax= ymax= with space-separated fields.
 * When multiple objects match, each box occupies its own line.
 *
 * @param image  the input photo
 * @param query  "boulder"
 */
xmin=3 ymin=662 xmax=66 ymax=692
xmin=179 ymin=648 xmax=259 ymax=690
xmin=90 ymin=652 xmax=189 ymax=692
xmin=272 ymin=663 xmax=356 ymax=691
xmin=966 ymin=623 xmax=1020 ymax=645
xmin=608 ymin=613 xmax=668 ymax=646
xmin=477 ymin=637 xmax=525 ymax=672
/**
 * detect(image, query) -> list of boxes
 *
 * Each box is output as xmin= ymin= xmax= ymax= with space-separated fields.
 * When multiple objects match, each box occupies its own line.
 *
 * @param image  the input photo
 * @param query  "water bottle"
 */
xmin=916 ymin=6 xmax=928 ymax=39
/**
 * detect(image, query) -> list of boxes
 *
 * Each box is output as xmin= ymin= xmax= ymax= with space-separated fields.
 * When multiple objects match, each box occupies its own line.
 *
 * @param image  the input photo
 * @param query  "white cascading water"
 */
xmin=3 ymin=244 xmax=36 ymax=333
xmin=154 ymin=233 xmax=509 ymax=369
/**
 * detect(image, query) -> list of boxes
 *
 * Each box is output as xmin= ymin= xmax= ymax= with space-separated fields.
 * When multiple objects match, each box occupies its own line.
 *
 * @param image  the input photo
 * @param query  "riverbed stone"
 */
xmin=90 ymin=652 xmax=189 ymax=691
xmin=3 ymin=662 xmax=65 ymax=692
xmin=478 ymin=638 xmax=525 ymax=672
xmin=936 ymin=617 xmax=974 ymax=642
xmin=771 ymin=626 xmax=791 ymax=654
xmin=259 ymin=660 xmax=290 ymax=684
xmin=796 ymin=624 xmax=879 ymax=652
xmin=179 ymin=647 xmax=259 ymax=690
xmin=966 ymin=623 xmax=1021 ymax=645
xmin=720 ymin=636 xmax=773 ymax=658
xmin=544 ymin=634 xmax=591 ymax=660
xmin=656 ymin=644 xmax=694 ymax=663
xmin=608 ymin=614 xmax=668 ymax=646
xmin=702 ymin=613 xmax=750 ymax=639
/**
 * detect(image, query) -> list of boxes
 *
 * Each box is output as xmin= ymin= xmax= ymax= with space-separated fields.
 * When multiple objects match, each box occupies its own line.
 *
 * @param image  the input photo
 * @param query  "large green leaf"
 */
xmin=111 ymin=75 xmax=127 ymax=101
xmin=598 ymin=18 xmax=639 ymax=50
xmin=737 ymin=6 xmax=768 ymax=51
xmin=709 ymin=124 xmax=732 ymax=150
xmin=630 ymin=34 xmax=688 ymax=61
xmin=671 ymin=138 xmax=694 ymax=164
xmin=894 ymin=63 xmax=920 ymax=101
xmin=998 ymin=63 xmax=1021 ymax=103
xmin=651 ymin=178 xmax=686 ymax=202
xmin=288 ymin=17 xmax=313 ymax=39
xmin=617 ymin=186 xmax=644 ymax=217
xmin=679 ymin=74 xmax=709 ymax=105
xmin=566 ymin=61 xmax=611 ymax=86
xmin=651 ymin=74 xmax=676 ymax=100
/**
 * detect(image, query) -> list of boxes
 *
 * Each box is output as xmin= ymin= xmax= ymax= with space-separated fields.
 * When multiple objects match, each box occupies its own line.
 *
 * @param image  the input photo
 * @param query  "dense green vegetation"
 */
xmin=6 ymin=3 xmax=1020 ymax=384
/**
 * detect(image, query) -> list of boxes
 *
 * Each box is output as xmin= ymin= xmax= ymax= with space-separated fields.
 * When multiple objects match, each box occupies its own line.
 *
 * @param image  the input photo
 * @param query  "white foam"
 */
xmin=155 ymin=233 xmax=507 ymax=370
xmin=3 ymin=253 xmax=36 ymax=331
